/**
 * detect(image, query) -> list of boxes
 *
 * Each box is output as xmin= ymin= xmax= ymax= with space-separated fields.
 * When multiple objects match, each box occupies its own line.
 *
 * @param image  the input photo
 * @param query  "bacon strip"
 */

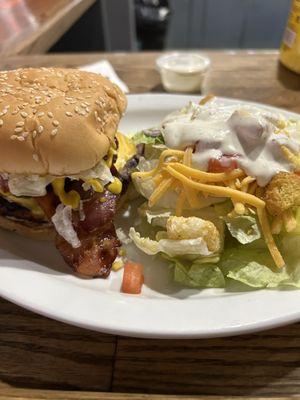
xmin=56 ymin=224 xmax=120 ymax=277
xmin=37 ymin=187 xmax=121 ymax=278
xmin=36 ymin=191 xmax=59 ymax=219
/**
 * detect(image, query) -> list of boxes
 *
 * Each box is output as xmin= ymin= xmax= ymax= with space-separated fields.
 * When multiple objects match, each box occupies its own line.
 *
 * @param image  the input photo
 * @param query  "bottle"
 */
xmin=280 ymin=0 xmax=300 ymax=73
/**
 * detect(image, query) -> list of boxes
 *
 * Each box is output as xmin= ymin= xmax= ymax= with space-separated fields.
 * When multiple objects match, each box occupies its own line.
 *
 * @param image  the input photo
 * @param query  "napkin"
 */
xmin=79 ymin=60 xmax=129 ymax=93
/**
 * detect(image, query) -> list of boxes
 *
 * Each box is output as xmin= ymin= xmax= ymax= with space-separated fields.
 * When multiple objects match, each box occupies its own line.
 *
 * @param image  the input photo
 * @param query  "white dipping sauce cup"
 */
xmin=156 ymin=52 xmax=211 ymax=93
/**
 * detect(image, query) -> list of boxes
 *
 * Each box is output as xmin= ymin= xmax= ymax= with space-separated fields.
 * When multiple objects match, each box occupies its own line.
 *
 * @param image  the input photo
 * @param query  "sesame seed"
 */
xmin=74 ymin=106 xmax=79 ymax=113
xmin=37 ymin=111 xmax=45 ymax=117
xmin=52 ymin=120 xmax=59 ymax=127
xmin=32 ymin=109 xmax=37 ymax=114
xmin=38 ymin=125 xmax=44 ymax=133
xmin=51 ymin=129 xmax=58 ymax=136
xmin=14 ymin=127 xmax=23 ymax=133
xmin=17 ymin=136 xmax=25 ymax=141
xmin=10 ymin=135 xmax=17 ymax=140
xmin=85 ymin=107 xmax=90 ymax=113
xmin=65 ymin=111 xmax=73 ymax=117
xmin=16 ymin=121 xmax=24 ymax=127
xmin=20 ymin=111 xmax=27 ymax=118
xmin=33 ymin=153 xmax=39 ymax=161
xmin=80 ymin=103 xmax=86 ymax=108
xmin=47 ymin=112 xmax=53 ymax=118
xmin=22 ymin=132 xmax=29 ymax=138
xmin=97 ymin=117 xmax=101 ymax=123
xmin=0 ymin=119 xmax=3 ymax=127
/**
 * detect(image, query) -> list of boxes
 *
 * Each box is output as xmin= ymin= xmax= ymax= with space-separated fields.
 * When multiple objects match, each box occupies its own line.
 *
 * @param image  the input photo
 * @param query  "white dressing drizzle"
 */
xmin=161 ymin=101 xmax=300 ymax=186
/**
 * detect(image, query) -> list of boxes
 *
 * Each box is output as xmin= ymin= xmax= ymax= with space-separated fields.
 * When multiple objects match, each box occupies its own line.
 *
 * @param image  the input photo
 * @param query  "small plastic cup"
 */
xmin=156 ymin=52 xmax=211 ymax=93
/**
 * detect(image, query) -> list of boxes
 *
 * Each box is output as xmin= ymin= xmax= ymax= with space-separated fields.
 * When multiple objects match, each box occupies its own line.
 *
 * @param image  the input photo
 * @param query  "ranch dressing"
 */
xmin=156 ymin=53 xmax=210 ymax=93
xmin=161 ymin=101 xmax=300 ymax=186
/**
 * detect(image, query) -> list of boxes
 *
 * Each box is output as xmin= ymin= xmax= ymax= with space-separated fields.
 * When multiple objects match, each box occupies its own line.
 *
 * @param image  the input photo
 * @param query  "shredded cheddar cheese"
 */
xmin=167 ymin=162 xmax=244 ymax=182
xmin=281 ymin=145 xmax=300 ymax=170
xmin=257 ymin=208 xmax=285 ymax=268
xmin=176 ymin=190 xmax=186 ymax=217
xmin=149 ymin=177 xmax=174 ymax=207
xmin=134 ymin=148 xmax=285 ymax=268
xmin=166 ymin=166 xmax=265 ymax=208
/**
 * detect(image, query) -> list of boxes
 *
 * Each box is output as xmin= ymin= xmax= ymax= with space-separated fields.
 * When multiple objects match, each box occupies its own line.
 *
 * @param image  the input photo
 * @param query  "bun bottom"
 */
xmin=0 ymin=215 xmax=55 ymax=240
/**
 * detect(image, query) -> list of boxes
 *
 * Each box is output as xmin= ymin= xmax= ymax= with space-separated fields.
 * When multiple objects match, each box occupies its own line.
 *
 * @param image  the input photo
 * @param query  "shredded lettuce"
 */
xmin=220 ymin=241 xmax=300 ymax=288
xmin=223 ymin=215 xmax=261 ymax=244
xmin=170 ymin=258 xmax=225 ymax=288
xmin=220 ymin=245 xmax=287 ymax=288
xmin=152 ymin=236 xmax=300 ymax=289
xmin=132 ymin=129 xmax=164 ymax=145
xmin=145 ymin=208 xmax=172 ymax=226
xmin=129 ymin=227 xmax=213 ymax=257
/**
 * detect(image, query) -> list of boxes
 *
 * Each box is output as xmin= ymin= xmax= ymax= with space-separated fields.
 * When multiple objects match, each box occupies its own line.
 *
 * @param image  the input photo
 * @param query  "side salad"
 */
xmin=125 ymin=96 xmax=300 ymax=290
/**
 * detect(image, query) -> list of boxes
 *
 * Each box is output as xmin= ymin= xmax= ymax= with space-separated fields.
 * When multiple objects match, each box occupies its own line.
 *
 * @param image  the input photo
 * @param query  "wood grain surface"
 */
xmin=0 ymin=51 xmax=300 ymax=398
xmin=0 ymin=389 xmax=297 ymax=400
xmin=0 ymin=0 xmax=95 ymax=56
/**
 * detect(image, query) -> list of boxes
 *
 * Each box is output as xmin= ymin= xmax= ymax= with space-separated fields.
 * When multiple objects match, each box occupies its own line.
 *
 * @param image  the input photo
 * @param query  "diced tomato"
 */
xmin=208 ymin=156 xmax=238 ymax=173
xmin=121 ymin=261 xmax=144 ymax=295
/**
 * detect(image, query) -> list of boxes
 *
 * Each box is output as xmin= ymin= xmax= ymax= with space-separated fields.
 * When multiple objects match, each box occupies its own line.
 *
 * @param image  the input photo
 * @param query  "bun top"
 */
xmin=0 ymin=67 xmax=127 ymax=175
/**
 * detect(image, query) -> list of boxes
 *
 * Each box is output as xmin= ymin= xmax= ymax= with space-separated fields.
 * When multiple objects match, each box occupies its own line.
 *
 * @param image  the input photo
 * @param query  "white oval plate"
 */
xmin=0 ymin=94 xmax=300 ymax=338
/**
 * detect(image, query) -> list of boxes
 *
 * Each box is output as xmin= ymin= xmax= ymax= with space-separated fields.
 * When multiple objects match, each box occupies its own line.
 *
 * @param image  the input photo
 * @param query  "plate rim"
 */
xmin=1 ymin=93 xmax=300 ymax=339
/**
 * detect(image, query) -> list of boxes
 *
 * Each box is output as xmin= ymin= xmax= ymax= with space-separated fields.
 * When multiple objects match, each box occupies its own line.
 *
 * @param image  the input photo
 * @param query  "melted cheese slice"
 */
xmin=115 ymin=132 xmax=136 ymax=171
xmin=0 ymin=189 xmax=45 ymax=219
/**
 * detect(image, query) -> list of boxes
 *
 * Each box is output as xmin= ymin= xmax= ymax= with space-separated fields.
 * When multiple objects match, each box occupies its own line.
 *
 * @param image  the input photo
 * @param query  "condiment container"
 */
xmin=280 ymin=0 xmax=300 ymax=74
xmin=156 ymin=52 xmax=211 ymax=93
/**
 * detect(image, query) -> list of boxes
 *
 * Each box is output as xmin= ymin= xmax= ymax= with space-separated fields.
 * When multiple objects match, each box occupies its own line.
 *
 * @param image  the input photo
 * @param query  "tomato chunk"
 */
xmin=121 ymin=261 xmax=144 ymax=295
xmin=208 ymin=156 xmax=238 ymax=173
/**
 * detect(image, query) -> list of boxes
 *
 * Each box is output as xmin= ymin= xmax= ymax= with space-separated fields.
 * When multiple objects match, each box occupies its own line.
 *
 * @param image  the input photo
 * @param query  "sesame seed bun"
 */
xmin=0 ymin=67 xmax=127 ymax=175
xmin=0 ymin=215 xmax=54 ymax=240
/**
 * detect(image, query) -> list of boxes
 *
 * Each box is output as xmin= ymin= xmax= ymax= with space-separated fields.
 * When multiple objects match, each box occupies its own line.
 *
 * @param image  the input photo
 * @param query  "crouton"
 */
xmin=264 ymin=172 xmax=300 ymax=216
xmin=166 ymin=216 xmax=220 ymax=252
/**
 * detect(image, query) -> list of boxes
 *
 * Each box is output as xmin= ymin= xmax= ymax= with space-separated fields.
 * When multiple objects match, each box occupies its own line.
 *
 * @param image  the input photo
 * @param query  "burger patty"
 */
xmin=0 ymin=195 xmax=37 ymax=222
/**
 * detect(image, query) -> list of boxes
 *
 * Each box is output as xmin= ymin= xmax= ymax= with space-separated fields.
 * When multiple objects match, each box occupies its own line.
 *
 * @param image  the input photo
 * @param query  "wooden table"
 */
xmin=0 ymin=0 xmax=96 ymax=56
xmin=1 ymin=51 xmax=300 ymax=400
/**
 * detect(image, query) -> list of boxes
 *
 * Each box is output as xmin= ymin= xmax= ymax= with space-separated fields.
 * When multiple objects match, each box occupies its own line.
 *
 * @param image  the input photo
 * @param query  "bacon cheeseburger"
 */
xmin=0 ymin=67 xmax=137 ymax=277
